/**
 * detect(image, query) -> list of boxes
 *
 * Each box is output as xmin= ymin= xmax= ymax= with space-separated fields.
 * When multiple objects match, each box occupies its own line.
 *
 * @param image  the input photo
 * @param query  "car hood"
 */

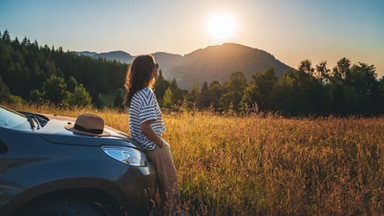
xmin=35 ymin=114 xmax=138 ymax=148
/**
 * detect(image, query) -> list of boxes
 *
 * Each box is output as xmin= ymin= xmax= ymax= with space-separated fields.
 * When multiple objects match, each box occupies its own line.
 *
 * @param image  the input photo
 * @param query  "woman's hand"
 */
xmin=140 ymin=120 xmax=163 ymax=148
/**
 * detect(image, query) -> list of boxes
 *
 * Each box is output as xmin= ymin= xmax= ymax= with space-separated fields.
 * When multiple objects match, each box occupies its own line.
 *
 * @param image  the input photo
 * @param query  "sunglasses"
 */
xmin=154 ymin=63 xmax=159 ymax=69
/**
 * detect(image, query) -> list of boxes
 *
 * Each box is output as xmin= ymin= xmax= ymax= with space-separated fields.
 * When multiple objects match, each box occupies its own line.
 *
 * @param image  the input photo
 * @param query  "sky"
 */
xmin=1 ymin=0 xmax=384 ymax=77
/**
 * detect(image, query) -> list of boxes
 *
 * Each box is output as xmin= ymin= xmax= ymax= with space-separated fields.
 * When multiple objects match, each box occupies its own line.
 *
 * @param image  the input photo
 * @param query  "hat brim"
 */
xmin=65 ymin=123 xmax=110 ymax=136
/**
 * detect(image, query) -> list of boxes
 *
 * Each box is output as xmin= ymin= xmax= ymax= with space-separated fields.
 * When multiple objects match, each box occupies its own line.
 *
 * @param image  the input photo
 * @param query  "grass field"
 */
xmin=9 ymin=105 xmax=384 ymax=215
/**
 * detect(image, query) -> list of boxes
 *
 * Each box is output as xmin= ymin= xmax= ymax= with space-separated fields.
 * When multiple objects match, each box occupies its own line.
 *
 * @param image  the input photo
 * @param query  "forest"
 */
xmin=1 ymin=30 xmax=383 ymax=116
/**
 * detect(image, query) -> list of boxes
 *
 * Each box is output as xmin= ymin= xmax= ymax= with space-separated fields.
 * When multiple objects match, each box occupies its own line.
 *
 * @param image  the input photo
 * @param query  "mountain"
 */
xmin=95 ymin=51 xmax=134 ymax=63
xmin=169 ymin=43 xmax=293 ymax=89
xmin=76 ymin=51 xmax=98 ymax=57
xmin=78 ymin=43 xmax=294 ymax=89
xmin=77 ymin=50 xmax=134 ymax=63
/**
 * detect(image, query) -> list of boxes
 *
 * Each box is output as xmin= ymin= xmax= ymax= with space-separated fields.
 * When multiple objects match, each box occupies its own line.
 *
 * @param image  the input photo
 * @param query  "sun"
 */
xmin=206 ymin=13 xmax=236 ymax=41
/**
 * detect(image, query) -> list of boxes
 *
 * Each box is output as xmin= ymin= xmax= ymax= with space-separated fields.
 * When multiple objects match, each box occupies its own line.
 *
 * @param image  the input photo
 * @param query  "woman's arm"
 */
xmin=140 ymin=120 xmax=163 ymax=148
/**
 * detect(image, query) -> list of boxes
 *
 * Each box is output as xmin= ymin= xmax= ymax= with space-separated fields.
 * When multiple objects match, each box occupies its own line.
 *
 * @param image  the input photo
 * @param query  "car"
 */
xmin=0 ymin=105 xmax=157 ymax=216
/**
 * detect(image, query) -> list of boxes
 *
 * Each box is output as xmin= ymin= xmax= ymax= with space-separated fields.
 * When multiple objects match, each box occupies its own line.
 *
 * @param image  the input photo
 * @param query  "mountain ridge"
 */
xmin=77 ymin=43 xmax=294 ymax=89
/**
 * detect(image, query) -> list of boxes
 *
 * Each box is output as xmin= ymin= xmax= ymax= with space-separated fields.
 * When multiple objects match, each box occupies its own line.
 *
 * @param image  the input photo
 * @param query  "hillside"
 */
xmin=78 ymin=50 xmax=134 ymax=63
xmin=2 ymin=30 xmax=382 ymax=116
xmin=173 ymin=43 xmax=293 ymax=89
xmin=80 ymin=43 xmax=294 ymax=89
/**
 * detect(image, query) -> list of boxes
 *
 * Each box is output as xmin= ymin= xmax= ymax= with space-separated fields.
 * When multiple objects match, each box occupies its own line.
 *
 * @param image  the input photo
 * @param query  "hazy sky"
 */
xmin=1 ymin=0 xmax=383 ymax=77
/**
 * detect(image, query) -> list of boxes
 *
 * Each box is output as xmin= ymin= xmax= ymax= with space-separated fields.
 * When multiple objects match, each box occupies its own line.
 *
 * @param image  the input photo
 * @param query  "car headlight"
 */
xmin=101 ymin=146 xmax=147 ymax=166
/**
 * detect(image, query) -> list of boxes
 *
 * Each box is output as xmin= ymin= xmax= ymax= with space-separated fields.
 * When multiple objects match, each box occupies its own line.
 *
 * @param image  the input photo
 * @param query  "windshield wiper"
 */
xmin=24 ymin=113 xmax=36 ymax=129
xmin=21 ymin=112 xmax=41 ymax=130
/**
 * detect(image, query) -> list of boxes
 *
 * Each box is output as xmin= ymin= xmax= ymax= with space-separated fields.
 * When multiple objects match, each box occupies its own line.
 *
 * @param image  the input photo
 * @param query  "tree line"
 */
xmin=0 ymin=30 xmax=126 ymax=108
xmin=152 ymin=60 xmax=384 ymax=116
xmin=152 ymin=54 xmax=384 ymax=116
xmin=1 ymin=30 xmax=383 ymax=116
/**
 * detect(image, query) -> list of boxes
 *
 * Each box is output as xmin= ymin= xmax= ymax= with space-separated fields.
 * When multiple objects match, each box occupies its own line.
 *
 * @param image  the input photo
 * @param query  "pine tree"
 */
xmin=163 ymin=87 xmax=174 ymax=109
xmin=72 ymin=84 xmax=92 ymax=108
xmin=0 ymin=76 xmax=10 ymax=102
xmin=42 ymin=75 xmax=68 ymax=107
xmin=113 ymin=88 xmax=125 ymax=110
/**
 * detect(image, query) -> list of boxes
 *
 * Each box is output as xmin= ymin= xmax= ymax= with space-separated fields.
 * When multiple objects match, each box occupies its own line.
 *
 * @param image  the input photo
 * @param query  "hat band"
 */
xmin=74 ymin=124 xmax=103 ymax=134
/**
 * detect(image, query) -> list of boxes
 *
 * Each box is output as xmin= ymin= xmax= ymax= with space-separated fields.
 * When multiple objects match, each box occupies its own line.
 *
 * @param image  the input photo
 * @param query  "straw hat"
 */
xmin=65 ymin=113 xmax=110 ymax=136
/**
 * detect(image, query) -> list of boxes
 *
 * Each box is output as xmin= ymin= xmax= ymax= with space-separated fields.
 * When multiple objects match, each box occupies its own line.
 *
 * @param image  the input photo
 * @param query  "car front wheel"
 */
xmin=19 ymin=198 xmax=107 ymax=216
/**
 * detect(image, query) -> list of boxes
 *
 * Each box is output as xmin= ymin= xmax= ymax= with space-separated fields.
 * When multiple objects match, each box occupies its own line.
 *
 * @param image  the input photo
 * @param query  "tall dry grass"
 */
xmin=10 ymin=104 xmax=384 ymax=215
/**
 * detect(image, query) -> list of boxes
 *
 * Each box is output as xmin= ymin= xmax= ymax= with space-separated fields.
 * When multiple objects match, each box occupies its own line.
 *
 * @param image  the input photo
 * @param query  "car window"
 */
xmin=0 ymin=106 xmax=27 ymax=129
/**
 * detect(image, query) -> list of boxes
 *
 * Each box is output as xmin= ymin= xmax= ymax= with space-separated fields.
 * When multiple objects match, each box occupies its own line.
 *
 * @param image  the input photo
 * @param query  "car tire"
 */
xmin=20 ymin=198 xmax=105 ymax=216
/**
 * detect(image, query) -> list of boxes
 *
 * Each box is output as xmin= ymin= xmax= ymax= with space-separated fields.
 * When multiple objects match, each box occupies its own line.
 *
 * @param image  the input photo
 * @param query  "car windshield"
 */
xmin=0 ymin=106 xmax=28 ymax=129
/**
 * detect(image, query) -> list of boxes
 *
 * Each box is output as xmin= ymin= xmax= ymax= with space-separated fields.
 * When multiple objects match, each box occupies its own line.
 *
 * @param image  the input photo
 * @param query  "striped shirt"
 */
xmin=129 ymin=87 xmax=165 ymax=150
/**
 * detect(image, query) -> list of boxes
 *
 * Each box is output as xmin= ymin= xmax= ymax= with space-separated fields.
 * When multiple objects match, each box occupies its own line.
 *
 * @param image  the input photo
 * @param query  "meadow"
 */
xmin=10 ymin=105 xmax=384 ymax=215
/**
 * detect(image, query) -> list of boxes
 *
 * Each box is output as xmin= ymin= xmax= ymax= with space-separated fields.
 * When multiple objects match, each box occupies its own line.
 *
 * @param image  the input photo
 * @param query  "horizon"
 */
xmin=1 ymin=0 xmax=383 ymax=77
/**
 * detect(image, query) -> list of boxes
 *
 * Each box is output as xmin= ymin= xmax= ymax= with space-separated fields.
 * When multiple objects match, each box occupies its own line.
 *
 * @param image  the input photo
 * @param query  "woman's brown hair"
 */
xmin=124 ymin=55 xmax=157 ymax=107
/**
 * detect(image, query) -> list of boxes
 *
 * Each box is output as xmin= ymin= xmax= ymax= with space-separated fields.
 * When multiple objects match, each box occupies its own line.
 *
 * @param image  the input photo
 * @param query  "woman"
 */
xmin=124 ymin=55 xmax=180 ymax=211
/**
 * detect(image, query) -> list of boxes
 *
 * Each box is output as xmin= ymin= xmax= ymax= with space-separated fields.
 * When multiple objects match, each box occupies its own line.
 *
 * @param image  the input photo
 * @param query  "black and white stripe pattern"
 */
xmin=129 ymin=87 xmax=165 ymax=150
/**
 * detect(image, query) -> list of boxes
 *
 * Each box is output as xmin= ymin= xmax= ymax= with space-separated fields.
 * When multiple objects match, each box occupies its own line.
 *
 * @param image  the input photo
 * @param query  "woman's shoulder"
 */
xmin=142 ymin=87 xmax=153 ymax=93
xmin=138 ymin=87 xmax=154 ymax=95
xmin=134 ymin=87 xmax=155 ymax=99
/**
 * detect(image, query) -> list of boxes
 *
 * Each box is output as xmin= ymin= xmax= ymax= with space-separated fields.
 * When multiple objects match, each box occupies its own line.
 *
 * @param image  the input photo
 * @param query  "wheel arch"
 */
xmin=18 ymin=187 xmax=124 ymax=216
xmin=7 ymin=178 xmax=128 ymax=216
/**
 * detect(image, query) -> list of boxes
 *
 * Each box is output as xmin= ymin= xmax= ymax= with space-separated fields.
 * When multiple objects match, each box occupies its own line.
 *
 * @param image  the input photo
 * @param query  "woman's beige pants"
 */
xmin=145 ymin=140 xmax=180 ymax=207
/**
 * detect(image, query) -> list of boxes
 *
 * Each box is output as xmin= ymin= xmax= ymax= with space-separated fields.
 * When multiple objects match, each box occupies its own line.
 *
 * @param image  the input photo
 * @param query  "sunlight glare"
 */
xmin=206 ymin=13 xmax=236 ymax=40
